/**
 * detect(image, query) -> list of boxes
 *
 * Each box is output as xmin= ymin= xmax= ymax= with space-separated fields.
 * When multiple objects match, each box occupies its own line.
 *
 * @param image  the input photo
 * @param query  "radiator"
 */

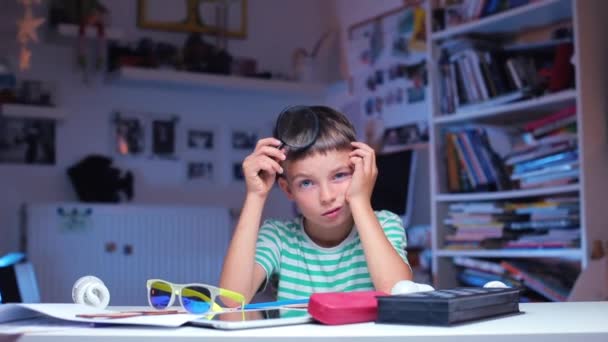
xmin=24 ymin=202 xmax=232 ymax=306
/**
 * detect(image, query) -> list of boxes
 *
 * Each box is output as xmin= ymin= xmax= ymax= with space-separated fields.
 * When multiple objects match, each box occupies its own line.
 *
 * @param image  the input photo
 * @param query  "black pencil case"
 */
xmin=376 ymin=287 xmax=521 ymax=326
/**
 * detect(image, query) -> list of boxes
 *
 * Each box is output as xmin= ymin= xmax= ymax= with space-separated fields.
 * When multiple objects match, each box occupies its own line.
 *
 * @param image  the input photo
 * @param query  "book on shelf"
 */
xmin=444 ymin=127 xmax=512 ymax=193
xmin=500 ymin=259 xmax=579 ymax=301
xmin=437 ymin=0 xmax=534 ymax=32
xmin=436 ymin=31 xmax=575 ymax=116
xmin=442 ymin=103 xmax=579 ymax=193
xmin=443 ymin=197 xmax=580 ymax=250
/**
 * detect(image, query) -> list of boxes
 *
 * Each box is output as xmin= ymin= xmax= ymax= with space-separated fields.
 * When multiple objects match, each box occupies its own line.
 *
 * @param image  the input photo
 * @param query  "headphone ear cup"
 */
xmin=72 ymin=275 xmax=110 ymax=309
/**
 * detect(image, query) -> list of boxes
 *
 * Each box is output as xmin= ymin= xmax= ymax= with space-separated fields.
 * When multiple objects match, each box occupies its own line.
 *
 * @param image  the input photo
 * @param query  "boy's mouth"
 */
xmin=322 ymin=207 xmax=342 ymax=217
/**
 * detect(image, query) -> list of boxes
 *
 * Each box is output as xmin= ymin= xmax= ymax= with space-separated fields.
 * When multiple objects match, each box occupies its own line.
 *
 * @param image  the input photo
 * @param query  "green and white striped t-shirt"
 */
xmin=254 ymin=210 xmax=409 ymax=300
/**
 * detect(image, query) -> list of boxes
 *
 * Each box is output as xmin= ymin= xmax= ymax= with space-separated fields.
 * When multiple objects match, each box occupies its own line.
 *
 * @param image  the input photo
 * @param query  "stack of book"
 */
xmin=439 ymin=0 xmax=532 ymax=31
xmin=453 ymin=256 xmax=579 ymax=302
xmin=444 ymin=197 xmax=580 ymax=250
xmin=505 ymin=105 xmax=579 ymax=189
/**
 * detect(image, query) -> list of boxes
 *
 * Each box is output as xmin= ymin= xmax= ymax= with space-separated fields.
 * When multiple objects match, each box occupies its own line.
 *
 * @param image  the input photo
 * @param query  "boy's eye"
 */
xmin=334 ymin=172 xmax=351 ymax=180
xmin=298 ymin=179 xmax=313 ymax=188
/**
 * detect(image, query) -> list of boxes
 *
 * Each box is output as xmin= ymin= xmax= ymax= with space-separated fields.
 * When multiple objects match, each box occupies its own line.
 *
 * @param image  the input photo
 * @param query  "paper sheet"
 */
xmin=0 ymin=303 xmax=200 ymax=328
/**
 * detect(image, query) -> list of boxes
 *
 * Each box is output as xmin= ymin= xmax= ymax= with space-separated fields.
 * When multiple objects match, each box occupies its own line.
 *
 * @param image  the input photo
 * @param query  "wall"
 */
xmin=328 ymin=0 xmax=431 ymax=228
xmin=0 ymin=0 xmax=431 ymax=256
xmin=0 ymin=0 xmax=333 ymax=254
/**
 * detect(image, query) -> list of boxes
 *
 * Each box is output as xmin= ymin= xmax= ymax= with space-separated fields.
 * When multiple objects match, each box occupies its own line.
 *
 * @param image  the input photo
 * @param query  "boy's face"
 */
xmin=278 ymin=149 xmax=354 ymax=231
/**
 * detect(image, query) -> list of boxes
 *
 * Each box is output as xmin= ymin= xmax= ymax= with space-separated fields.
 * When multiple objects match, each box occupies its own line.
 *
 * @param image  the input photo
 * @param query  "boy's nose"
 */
xmin=319 ymin=183 xmax=336 ymax=204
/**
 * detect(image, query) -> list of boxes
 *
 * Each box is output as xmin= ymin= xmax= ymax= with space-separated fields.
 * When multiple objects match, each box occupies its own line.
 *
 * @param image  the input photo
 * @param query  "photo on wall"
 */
xmin=151 ymin=116 xmax=179 ymax=159
xmin=0 ymin=117 xmax=55 ymax=165
xmin=187 ymin=129 xmax=214 ymax=150
xmin=187 ymin=160 xmax=214 ymax=181
xmin=113 ymin=111 xmax=146 ymax=157
xmin=231 ymin=128 xmax=258 ymax=150
xmin=232 ymin=162 xmax=244 ymax=181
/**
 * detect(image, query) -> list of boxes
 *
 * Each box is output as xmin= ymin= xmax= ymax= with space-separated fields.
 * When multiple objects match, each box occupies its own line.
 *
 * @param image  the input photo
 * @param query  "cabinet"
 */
xmin=425 ymin=0 xmax=608 ymax=296
xmin=24 ymin=203 xmax=231 ymax=305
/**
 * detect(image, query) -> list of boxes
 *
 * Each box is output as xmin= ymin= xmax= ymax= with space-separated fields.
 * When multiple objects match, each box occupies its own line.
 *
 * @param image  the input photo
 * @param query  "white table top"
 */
xmin=7 ymin=301 xmax=608 ymax=342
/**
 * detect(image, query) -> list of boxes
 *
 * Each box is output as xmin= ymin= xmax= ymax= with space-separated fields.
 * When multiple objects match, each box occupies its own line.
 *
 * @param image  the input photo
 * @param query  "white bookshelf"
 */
xmin=436 ymin=248 xmax=583 ymax=259
xmin=431 ymin=0 xmax=572 ymax=41
xmin=111 ymin=67 xmax=329 ymax=98
xmin=433 ymin=89 xmax=577 ymax=125
xmin=434 ymin=183 xmax=580 ymax=202
xmin=426 ymin=0 xmax=608 ymax=291
xmin=0 ymin=104 xmax=65 ymax=120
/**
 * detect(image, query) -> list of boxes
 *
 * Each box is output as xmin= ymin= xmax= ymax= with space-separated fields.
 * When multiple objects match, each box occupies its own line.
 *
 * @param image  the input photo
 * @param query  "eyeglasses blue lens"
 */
xmin=181 ymin=286 xmax=212 ymax=314
xmin=150 ymin=282 xmax=172 ymax=309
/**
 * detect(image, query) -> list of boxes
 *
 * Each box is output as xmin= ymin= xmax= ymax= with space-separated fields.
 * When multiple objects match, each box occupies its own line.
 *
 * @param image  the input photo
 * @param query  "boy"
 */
xmin=219 ymin=105 xmax=412 ymax=303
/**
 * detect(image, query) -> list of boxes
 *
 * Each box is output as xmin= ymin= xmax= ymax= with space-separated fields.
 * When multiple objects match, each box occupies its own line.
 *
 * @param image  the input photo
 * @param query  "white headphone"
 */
xmin=72 ymin=275 xmax=110 ymax=309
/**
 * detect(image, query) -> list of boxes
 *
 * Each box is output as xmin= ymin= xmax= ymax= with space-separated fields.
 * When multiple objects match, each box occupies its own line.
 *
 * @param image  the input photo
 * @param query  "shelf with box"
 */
xmin=426 ymin=0 xmax=608 ymax=301
xmin=0 ymin=104 xmax=65 ymax=120
xmin=110 ymin=66 xmax=330 ymax=97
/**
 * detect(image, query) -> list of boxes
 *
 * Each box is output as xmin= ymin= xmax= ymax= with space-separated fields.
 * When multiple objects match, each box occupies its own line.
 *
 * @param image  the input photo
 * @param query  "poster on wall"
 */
xmin=0 ymin=117 xmax=55 ymax=164
xmin=347 ymin=1 xmax=429 ymax=152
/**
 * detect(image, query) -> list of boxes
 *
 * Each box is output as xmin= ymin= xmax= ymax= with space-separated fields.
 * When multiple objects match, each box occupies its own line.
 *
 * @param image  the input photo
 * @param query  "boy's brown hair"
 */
xmin=279 ymin=105 xmax=356 ymax=161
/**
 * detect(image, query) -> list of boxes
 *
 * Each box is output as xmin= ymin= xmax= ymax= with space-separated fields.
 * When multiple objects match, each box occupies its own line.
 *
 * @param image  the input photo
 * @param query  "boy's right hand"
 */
xmin=242 ymin=138 xmax=286 ymax=198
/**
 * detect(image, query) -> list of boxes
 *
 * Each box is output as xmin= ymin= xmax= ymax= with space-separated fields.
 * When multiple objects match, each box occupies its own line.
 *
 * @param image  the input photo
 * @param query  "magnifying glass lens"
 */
xmin=274 ymin=106 xmax=319 ymax=150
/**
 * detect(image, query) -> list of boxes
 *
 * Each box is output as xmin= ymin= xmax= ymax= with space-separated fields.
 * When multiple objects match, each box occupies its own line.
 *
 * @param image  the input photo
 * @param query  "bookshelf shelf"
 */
xmin=111 ymin=67 xmax=329 ymax=97
xmin=426 ymin=0 xmax=608 ymax=295
xmin=431 ymin=0 xmax=572 ymax=41
xmin=434 ymin=184 xmax=580 ymax=202
xmin=0 ymin=104 xmax=65 ymax=120
xmin=436 ymin=249 xmax=583 ymax=259
xmin=433 ymin=89 xmax=577 ymax=125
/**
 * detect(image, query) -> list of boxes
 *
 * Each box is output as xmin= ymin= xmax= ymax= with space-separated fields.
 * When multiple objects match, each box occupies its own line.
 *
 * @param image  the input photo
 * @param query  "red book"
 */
xmin=523 ymin=105 xmax=576 ymax=132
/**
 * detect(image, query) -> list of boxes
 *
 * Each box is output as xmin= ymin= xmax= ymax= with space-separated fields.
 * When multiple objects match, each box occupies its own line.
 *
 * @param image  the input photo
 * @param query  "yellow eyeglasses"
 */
xmin=146 ymin=279 xmax=245 ymax=314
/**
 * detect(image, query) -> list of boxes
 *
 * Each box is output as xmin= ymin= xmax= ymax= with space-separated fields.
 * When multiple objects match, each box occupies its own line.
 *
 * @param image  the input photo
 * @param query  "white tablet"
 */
xmin=189 ymin=308 xmax=312 ymax=330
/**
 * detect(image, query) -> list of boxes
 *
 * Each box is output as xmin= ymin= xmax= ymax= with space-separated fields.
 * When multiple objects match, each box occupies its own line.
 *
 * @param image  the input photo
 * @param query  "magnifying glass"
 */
xmin=273 ymin=106 xmax=320 ymax=151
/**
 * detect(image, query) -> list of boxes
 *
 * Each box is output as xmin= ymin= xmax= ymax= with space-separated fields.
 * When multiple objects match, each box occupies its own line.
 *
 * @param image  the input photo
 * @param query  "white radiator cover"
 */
xmin=24 ymin=203 xmax=231 ymax=306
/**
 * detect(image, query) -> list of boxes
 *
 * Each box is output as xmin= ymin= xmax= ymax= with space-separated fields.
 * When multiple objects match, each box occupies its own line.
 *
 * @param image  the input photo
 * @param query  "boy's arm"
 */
xmin=219 ymin=194 xmax=269 ymax=305
xmin=347 ymin=142 xmax=412 ymax=293
xmin=350 ymin=201 xmax=413 ymax=293
xmin=219 ymin=138 xmax=285 ymax=305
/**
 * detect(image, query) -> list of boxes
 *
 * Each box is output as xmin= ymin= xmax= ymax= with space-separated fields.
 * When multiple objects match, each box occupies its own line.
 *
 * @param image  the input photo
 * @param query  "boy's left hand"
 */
xmin=346 ymin=141 xmax=377 ymax=203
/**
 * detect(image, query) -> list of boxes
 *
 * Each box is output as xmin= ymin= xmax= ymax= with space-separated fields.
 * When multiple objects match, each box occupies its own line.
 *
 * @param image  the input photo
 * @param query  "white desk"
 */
xmin=10 ymin=302 xmax=608 ymax=342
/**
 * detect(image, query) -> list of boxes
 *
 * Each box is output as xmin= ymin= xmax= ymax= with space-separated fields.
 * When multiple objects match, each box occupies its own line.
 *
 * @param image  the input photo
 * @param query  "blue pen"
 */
xmin=243 ymin=298 xmax=309 ymax=310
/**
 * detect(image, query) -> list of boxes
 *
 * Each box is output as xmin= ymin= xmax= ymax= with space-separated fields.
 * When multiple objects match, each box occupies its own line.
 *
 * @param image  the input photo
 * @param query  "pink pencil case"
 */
xmin=307 ymin=291 xmax=387 ymax=325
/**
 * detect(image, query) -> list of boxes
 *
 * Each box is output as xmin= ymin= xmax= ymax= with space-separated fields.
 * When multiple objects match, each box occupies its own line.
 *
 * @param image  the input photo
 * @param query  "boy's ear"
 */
xmin=277 ymin=176 xmax=294 ymax=200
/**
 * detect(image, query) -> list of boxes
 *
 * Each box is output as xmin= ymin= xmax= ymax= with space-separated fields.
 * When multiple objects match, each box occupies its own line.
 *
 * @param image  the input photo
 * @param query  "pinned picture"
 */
xmin=0 ymin=117 xmax=55 ymax=164
xmin=232 ymin=162 xmax=245 ymax=181
xmin=113 ymin=111 xmax=145 ymax=156
xmin=231 ymin=129 xmax=258 ymax=150
xmin=187 ymin=161 xmax=214 ymax=181
xmin=382 ymin=123 xmax=421 ymax=147
xmin=151 ymin=116 xmax=179 ymax=159
xmin=188 ymin=129 xmax=214 ymax=150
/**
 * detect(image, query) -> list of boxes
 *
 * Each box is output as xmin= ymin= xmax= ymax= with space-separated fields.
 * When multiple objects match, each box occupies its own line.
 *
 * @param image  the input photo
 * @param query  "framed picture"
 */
xmin=137 ymin=0 xmax=248 ymax=38
xmin=187 ymin=160 xmax=214 ymax=181
xmin=232 ymin=162 xmax=244 ymax=181
xmin=187 ymin=129 xmax=214 ymax=150
xmin=151 ymin=116 xmax=179 ymax=159
xmin=231 ymin=128 xmax=258 ymax=150
xmin=113 ymin=111 xmax=146 ymax=156
xmin=0 ymin=117 xmax=55 ymax=165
